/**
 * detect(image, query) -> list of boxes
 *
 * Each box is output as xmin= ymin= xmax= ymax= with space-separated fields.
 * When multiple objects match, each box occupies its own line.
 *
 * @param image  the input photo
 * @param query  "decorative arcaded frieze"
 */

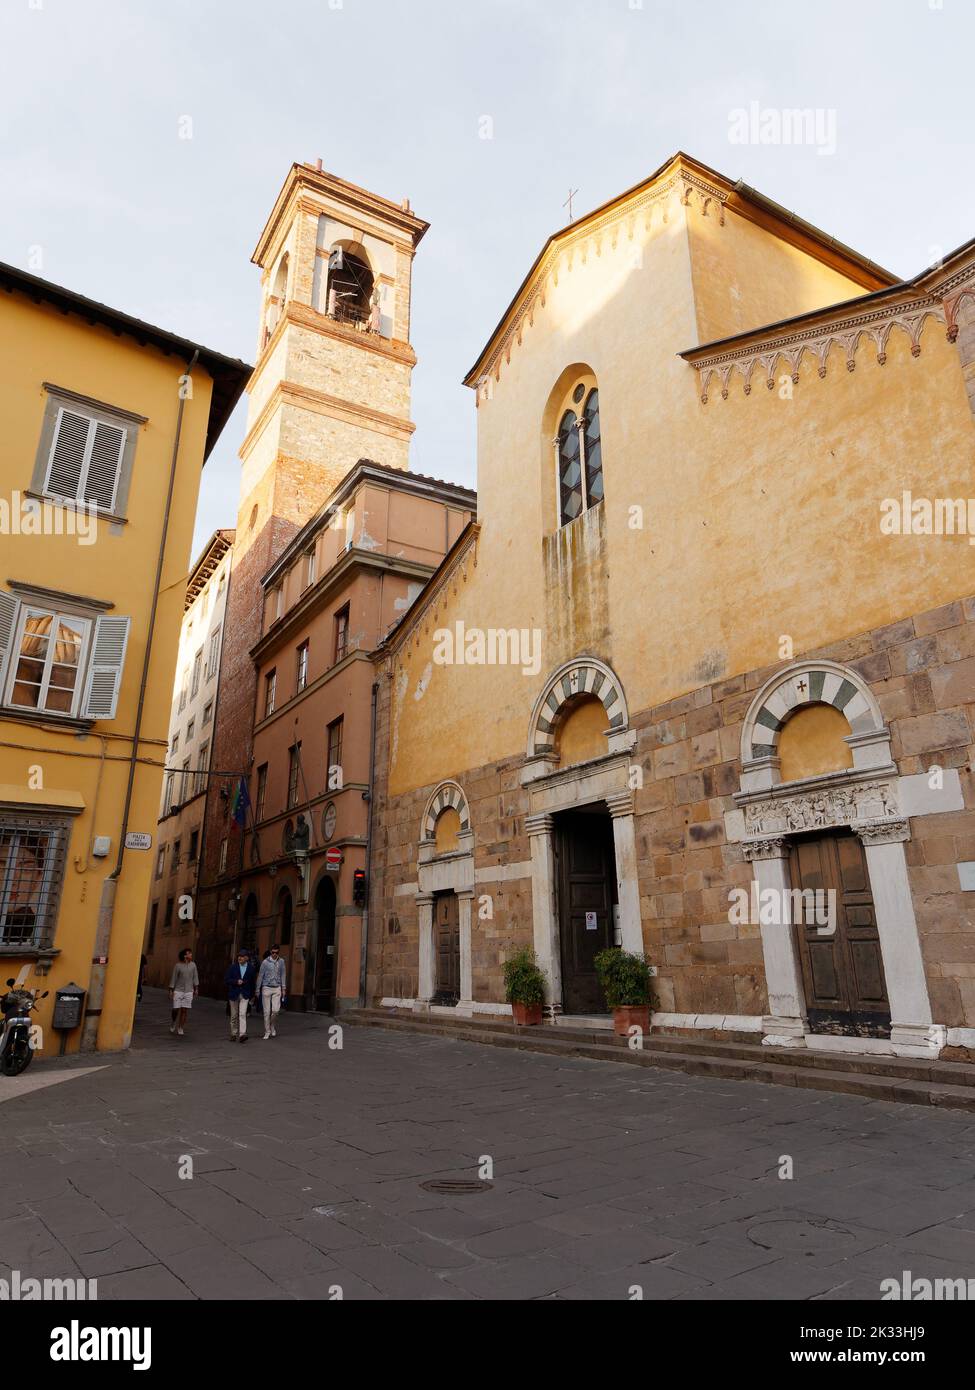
xmin=474 ymin=169 xmax=728 ymax=399
xmin=943 ymin=266 xmax=975 ymax=343
xmin=695 ymin=295 xmax=951 ymax=403
xmin=694 ymin=255 xmax=975 ymax=403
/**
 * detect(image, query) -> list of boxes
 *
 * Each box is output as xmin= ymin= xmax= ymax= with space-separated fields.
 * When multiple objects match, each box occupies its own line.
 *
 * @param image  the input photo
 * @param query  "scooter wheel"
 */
xmin=1 ymin=1038 xmax=32 ymax=1077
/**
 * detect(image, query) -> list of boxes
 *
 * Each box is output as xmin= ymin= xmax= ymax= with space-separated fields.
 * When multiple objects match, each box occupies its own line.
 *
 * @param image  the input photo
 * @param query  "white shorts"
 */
xmin=172 ymin=991 xmax=194 ymax=1010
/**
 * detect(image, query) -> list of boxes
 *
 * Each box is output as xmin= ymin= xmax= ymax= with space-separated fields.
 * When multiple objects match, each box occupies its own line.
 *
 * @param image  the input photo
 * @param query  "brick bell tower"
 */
xmin=193 ymin=162 xmax=428 ymax=993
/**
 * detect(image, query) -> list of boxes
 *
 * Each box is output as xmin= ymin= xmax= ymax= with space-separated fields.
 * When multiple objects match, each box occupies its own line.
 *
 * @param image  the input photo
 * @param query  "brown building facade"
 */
xmin=228 ymin=462 xmax=474 ymax=1010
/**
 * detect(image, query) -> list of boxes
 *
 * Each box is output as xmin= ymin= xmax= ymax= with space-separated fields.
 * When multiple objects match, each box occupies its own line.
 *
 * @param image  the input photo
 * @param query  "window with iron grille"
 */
xmin=0 ymin=815 xmax=70 ymax=949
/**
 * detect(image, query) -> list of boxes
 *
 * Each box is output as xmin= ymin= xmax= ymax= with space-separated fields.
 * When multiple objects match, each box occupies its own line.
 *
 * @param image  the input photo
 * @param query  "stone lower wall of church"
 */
xmin=368 ymin=594 xmax=975 ymax=1027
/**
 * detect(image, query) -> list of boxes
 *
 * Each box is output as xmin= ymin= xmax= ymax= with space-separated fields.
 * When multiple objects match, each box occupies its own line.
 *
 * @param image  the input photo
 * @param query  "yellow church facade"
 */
xmin=366 ymin=153 xmax=975 ymax=1062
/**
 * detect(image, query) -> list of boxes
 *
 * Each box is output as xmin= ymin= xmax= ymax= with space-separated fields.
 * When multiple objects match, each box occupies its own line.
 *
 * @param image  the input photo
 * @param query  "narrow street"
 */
xmin=1 ymin=990 xmax=974 ymax=1301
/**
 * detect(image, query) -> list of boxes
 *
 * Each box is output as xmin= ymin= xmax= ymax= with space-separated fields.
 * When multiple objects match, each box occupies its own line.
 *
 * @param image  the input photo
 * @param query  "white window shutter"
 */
xmin=84 ymin=422 xmax=126 ymax=511
xmin=82 ymin=616 xmax=131 ymax=720
xmin=46 ymin=409 xmax=90 ymax=500
xmin=0 ymin=589 xmax=19 ymax=694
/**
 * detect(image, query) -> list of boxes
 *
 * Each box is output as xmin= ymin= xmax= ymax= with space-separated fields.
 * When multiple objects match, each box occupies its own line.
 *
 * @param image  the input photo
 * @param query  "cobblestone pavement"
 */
xmin=1 ymin=989 xmax=974 ymax=1301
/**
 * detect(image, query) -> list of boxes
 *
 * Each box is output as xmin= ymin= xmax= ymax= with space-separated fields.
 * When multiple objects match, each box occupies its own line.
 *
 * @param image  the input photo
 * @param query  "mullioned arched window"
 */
xmin=554 ymin=377 xmax=603 ymax=527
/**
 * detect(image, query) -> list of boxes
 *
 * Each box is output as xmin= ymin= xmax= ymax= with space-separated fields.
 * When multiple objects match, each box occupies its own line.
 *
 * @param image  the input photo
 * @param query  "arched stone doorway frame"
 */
xmin=522 ymin=656 xmax=642 ymax=1018
xmin=734 ymin=659 xmax=941 ymax=1058
xmin=415 ymin=781 xmax=476 ymax=1017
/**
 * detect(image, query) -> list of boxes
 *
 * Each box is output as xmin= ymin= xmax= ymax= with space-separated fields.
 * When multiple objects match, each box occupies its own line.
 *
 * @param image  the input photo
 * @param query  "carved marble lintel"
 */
xmin=743 ymin=780 xmax=899 ymax=838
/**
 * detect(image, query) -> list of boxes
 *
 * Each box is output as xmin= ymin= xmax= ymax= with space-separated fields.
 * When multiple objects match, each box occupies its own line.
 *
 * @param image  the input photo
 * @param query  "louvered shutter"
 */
xmin=83 ymin=421 xmax=126 ymax=511
xmin=81 ymin=616 xmax=131 ymax=720
xmin=45 ymin=409 xmax=126 ymax=511
xmin=45 ymin=409 xmax=90 ymax=500
xmin=0 ymin=590 xmax=19 ymax=696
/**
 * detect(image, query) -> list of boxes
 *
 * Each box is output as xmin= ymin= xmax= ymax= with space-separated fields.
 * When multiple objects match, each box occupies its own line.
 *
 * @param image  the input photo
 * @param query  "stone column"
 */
xmin=743 ymin=836 xmax=808 ymax=1047
xmin=606 ymin=791 xmax=644 ymax=955
xmin=414 ymin=893 xmax=435 ymax=1014
xmin=857 ymin=819 xmax=941 ymax=1058
xmin=526 ymin=812 xmax=562 ymax=1016
xmin=456 ymin=889 xmax=476 ymax=1017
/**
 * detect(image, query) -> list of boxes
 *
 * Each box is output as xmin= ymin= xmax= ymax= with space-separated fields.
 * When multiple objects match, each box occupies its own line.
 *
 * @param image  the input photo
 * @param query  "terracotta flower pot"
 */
xmin=512 ymin=1001 xmax=543 ymax=1026
xmin=613 ymin=1004 xmax=650 ymax=1038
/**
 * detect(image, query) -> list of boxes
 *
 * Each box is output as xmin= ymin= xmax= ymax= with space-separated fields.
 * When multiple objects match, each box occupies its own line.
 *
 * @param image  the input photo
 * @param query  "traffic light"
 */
xmin=352 ymin=869 xmax=367 ymax=908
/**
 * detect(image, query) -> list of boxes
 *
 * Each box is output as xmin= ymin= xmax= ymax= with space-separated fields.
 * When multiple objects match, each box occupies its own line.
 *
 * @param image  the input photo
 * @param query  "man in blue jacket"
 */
xmin=224 ymin=950 xmax=256 ymax=1044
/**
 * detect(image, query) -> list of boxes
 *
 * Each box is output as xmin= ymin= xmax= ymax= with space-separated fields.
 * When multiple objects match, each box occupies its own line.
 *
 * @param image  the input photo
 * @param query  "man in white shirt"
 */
xmin=257 ymin=946 xmax=287 ymax=1039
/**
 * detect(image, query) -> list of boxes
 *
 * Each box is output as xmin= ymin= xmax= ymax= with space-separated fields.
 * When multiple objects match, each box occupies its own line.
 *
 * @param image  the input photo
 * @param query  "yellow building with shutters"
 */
xmin=0 ymin=262 xmax=249 ymax=1055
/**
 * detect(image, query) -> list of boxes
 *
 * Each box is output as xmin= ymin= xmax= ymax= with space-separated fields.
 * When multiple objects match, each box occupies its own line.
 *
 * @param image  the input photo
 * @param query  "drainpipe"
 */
xmin=81 ymin=351 xmax=199 ymax=1051
xmin=358 ymin=679 xmax=378 ymax=1007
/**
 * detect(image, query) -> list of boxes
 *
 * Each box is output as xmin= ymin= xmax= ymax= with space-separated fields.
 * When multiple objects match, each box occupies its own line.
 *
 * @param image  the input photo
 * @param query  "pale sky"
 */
xmin=2 ymin=0 xmax=972 ymax=558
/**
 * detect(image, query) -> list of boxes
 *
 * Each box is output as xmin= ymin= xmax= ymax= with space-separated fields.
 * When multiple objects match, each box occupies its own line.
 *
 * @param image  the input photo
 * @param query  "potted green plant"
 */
xmin=503 ymin=947 xmax=546 ymax=1026
xmin=594 ymin=948 xmax=653 ymax=1037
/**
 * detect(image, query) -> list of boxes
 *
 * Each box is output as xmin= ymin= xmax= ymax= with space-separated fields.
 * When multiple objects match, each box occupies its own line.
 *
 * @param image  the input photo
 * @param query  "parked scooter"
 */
xmin=0 ymin=978 xmax=48 ymax=1077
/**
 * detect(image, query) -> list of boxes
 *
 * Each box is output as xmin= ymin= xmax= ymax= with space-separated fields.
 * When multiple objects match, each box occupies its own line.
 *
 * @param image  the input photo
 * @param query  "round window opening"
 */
xmin=572 ymin=383 xmax=586 ymax=404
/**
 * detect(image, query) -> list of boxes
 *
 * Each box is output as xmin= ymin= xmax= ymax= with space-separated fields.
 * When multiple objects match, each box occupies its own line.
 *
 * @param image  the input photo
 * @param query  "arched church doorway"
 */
xmin=309 ymin=877 xmax=337 ymax=1013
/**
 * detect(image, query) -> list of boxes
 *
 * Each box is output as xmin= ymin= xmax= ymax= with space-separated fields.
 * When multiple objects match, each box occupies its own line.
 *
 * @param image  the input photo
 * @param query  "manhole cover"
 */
xmin=420 ymin=1179 xmax=493 ymax=1195
xmin=747 ymin=1218 xmax=857 ymax=1253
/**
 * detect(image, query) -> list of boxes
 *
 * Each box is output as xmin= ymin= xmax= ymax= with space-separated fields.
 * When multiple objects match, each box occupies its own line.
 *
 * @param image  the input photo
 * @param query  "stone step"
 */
xmin=349 ymin=1007 xmax=975 ymax=1087
xmin=341 ymin=1009 xmax=975 ymax=1112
